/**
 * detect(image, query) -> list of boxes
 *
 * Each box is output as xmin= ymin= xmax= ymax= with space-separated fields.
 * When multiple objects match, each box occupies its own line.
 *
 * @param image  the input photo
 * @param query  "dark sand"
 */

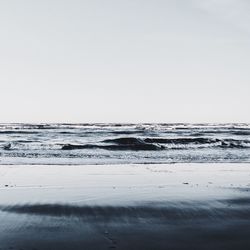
xmin=0 ymin=164 xmax=250 ymax=250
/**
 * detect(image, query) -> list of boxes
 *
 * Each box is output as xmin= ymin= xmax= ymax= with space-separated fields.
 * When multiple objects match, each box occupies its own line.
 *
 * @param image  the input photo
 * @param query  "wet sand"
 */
xmin=0 ymin=164 xmax=250 ymax=250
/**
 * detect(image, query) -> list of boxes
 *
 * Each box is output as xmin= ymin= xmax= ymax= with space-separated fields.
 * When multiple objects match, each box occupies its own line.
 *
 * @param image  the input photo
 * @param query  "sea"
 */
xmin=0 ymin=123 xmax=249 ymax=165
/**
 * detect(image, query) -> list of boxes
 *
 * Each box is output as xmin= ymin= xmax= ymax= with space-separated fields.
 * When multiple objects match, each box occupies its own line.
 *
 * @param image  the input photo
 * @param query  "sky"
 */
xmin=0 ymin=0 xmax=249 ymax=123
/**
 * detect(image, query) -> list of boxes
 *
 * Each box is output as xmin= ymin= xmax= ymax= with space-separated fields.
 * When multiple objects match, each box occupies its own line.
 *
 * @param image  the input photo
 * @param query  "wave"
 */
xmin=60 ymin=137 xmax=250 ymax=151
xmin=104 ymin=137 xmax=250 ymax=149
xmin=61 ymin=137 xmax=164 ymax=151
xmin=62 ymin=141 xmax=163 ymax=151
xmin=0 ymin=130 xmax=39 ymax=134
xmin=144 ymin=137 xmax=219 ymax=144
xmin=109 ymin=130 xmax=146 ymax=135
xmin=231 ymin=131 xmax=250 ymax=136
xmin=0 ymin=124 xmax=250 ymax=164
xmin=2 ymin=136 xmax=249 ymax=152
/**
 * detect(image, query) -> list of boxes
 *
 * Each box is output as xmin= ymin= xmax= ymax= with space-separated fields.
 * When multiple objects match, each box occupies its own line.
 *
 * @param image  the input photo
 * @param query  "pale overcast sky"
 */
xmin=0 ymin=0 xmax=249 ymax=123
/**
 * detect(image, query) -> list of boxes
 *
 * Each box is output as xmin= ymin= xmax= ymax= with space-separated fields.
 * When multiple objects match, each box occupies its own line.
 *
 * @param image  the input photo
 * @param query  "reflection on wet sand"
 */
xmin=1 ymin=164 xmax=250 ymax=249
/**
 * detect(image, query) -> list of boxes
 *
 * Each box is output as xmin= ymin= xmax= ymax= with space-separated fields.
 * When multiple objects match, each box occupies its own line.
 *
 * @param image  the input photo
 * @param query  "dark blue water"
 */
xmin=0 ymin=123 xmax=249 ymax=165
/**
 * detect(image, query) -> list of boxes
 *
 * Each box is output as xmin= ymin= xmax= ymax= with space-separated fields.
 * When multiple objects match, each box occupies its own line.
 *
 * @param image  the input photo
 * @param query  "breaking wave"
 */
xmin=60 ymin=137 xmax=250 ymax=151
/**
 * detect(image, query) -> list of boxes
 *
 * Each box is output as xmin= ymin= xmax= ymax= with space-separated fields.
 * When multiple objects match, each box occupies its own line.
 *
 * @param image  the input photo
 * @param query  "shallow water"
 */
xmin=0 ymin=123 xmax=249 ymax=165
xmin=1 ymin=198 xmax=250 ymax=250
xmin=1 ymin=164 xmax=250 ymax=250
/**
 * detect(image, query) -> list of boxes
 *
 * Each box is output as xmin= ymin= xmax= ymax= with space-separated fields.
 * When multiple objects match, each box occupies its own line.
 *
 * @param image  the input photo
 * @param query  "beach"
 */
xmin=1 ymin=163 xmax=250 ymax=250
xmin=1 ymin=0 xmax=250 ymax=247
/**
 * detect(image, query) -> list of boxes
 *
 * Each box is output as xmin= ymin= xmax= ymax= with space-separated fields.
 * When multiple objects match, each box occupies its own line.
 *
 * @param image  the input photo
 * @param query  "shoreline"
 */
xmin=1 ymin=163 xmax=250 ymax=249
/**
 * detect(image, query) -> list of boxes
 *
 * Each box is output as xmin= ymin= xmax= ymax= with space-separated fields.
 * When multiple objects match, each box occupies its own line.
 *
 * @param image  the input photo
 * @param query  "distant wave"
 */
xmin=0 ymin=131 xmax=39 ymax=134
xmin=231 ymin=131 xmax=250 ymax=136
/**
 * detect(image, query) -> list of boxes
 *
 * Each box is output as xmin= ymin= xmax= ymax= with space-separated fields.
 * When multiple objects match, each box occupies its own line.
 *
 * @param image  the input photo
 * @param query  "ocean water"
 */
xmin=0 ymin=123 xmax=249 ymax=165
